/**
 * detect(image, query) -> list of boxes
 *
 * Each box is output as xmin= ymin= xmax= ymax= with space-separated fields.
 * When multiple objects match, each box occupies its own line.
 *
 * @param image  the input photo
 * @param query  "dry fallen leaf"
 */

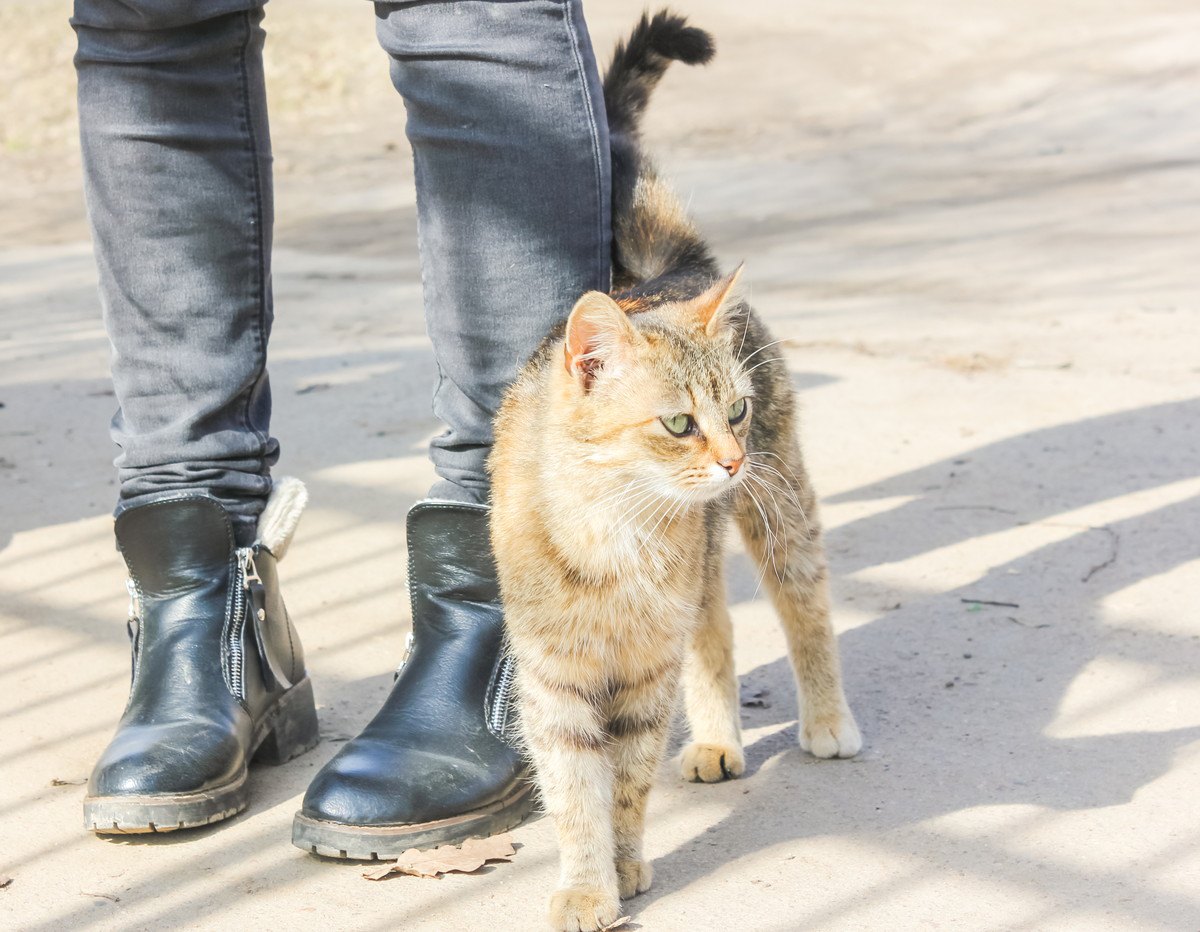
xmin=50 ymin=777 xmax=86 ymax=787
xmin=602 ymin=916 xmax=632 ymax=931
xmin=363 ymin=834 xmax=516 ymax=881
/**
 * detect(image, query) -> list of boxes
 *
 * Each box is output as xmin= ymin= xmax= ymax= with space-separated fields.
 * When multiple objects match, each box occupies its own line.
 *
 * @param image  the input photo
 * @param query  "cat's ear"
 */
xmin=564 ymin=291 xmax=638 ymax=391
xmin=691 ymin=263 xmax=746 ymax=339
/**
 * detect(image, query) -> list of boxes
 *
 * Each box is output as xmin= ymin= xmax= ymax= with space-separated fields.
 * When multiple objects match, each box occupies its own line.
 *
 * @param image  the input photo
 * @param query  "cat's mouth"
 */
xmin=678 ymin=468 xmax=747 ymax=503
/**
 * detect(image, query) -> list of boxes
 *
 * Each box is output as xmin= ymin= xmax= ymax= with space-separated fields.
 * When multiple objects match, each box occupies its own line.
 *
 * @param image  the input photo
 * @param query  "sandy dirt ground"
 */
xmin=2 ymin=1 xmax=1199 ymax=929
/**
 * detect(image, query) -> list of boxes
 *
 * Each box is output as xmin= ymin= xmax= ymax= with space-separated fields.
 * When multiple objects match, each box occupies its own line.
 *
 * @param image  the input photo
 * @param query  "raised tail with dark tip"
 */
xmin=604 ymin=10 xmax=718 ymax=288
xmin=603 ymin=10 xmax=714 ymax=140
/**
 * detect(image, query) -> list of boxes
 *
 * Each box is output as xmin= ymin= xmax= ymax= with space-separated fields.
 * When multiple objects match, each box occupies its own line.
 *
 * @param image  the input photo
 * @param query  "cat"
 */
xmin=489 ymin=11 xmax=861 ymax=931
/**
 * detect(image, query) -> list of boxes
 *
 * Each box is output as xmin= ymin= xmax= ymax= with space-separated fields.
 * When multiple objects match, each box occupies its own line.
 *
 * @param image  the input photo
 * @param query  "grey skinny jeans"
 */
xmin=71 ymin=0 xmax=611 ymax=541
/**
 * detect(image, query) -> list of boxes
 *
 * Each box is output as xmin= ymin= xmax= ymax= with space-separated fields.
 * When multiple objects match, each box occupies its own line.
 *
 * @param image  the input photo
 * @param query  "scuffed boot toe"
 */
xmin=88 ymin=720 xmax=245 ymax=799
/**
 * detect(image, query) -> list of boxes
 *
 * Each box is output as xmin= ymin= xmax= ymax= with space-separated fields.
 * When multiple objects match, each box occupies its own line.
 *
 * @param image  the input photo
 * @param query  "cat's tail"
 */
xmin=604 ymin=11 xmax=718 ymax=284
xmin=603 ymin=10 xmax=713 ymax=141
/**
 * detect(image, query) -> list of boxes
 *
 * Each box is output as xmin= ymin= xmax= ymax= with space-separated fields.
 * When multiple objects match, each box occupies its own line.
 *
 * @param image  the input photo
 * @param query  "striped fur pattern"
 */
xmin=489 ymin=12 xmax=860 ymax=931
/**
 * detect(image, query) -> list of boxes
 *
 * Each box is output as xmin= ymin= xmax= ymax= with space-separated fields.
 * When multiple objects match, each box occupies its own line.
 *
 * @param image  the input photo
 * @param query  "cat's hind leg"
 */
xmin=736 ymin=442 xmax=862 ymax=759
xmin=680 ymin=517 xmax=746 ymax=781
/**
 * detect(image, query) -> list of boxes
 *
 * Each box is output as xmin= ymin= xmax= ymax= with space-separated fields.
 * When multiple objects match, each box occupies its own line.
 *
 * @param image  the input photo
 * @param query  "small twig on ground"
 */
xmin=1007 ymin=616 xmax=1051 ymax=630
xmin=961 ymin=597 xmax=1020 ymax=609
xmin=81 ymin=892 xmax=120 ymax=902
xmin=1081 ymin=525 xmax=1119 ymax=583
xmin=934 ymin=505 xmax=1018 ymax=515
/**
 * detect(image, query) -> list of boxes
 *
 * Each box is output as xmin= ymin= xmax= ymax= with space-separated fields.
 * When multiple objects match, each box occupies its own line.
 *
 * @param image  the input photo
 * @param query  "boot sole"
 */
xmin=291 ymin=779 xmax=538 ymax=860
xmin=85 ymin=676 xmax=320 ymax=834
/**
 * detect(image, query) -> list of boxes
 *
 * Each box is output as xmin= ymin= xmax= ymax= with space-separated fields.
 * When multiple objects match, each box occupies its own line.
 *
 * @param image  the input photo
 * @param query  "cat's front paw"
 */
xmin=801 ymin=706 xmax=862 ymax=759
xmin=616 ymin=858 xmax=653 ymax=900
xmin=680 ymin=741 xmax=746 ymax=782
xmin=547 ymin=885 xmax=621 ymax=932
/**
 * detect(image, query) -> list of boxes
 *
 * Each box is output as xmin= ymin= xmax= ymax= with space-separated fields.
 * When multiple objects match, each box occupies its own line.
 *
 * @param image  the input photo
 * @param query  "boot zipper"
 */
xmin=125 ymin=577 xmax=142 ymax=686
xmin=394 ymin=631 xmax=415 ymax=682
xmin=489 ymin=650 xmax=516 ymax=736
xmin=125 ymin=577 xmax=141 ymax=623
xmin=227 ymin=546 xmax=259 ymax=701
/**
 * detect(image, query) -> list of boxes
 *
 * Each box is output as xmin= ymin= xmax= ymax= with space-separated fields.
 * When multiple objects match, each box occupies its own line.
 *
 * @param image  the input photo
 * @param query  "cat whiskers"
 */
xmin=609 ymin=481 xmax=671 ymax=541
xmin=745 ymin=452 xmax=812 ymax=536
xmin=627 ymin=498 xmax=691 ymax=578
xmin=741 ymin=467 xmax=789 ymax=584
xmin=613 ymin=482 xmax=699 ymax=574
xmin=743 ymin=456 xmax=803 ymax=511
xmin=613 ymin=476 xmax=692 ymax=548
xmin=620 ymin=490 xmax=670 ymax=538
xmin=624 ymin=487 xmax=675 ymax=541
xmin=638 ymin=493 xmax=689 ymax=549
xmin=745 ymin=449 xmax=804 ymax=486
xmin=589 ymin=475 xmax=660 ymax=516
xmin=746 ymin=470 xmax=792 ymax=561
xmin=739 ymin=337 xmax=787 ymax=365
xmin=735 ymin=478 xmax=776 ymax=602
xmin=588 ymin=478 xmax=670 ymax=567
xmin=742 ymin=355 xmax=786 ymax=379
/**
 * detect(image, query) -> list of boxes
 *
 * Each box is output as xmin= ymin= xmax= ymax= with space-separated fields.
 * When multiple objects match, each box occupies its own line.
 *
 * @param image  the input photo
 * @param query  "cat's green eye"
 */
xmin=661 ymin=413 xmax=694 ymax=437
xmin=728 ymin=397 xmax=748 ymax=424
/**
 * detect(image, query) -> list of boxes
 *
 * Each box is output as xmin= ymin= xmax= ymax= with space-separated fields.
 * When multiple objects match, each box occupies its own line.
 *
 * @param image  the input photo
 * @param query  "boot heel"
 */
xmin=256 ymin=676 xmax=320 ymax=765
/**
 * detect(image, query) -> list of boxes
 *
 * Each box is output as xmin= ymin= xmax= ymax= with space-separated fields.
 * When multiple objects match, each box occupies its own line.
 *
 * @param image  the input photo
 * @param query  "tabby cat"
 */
xmin=489 ymin=12 xmax=861 ymax=931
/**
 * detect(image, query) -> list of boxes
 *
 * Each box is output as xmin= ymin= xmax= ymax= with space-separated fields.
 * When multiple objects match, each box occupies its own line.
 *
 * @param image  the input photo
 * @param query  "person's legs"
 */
xmin=378 ymin=0 xmax=611 ymax=503
xmin=294 ymin=0 xmax=611 ymax=856
xmin=74 ymin=0 xmax=278 ymax=543
xmin=73 ymin=0 xmax=317 ymax=835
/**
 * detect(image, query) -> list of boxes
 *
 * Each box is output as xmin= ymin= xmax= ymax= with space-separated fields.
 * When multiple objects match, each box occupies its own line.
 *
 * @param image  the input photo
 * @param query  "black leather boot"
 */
xmin=292 ymin=501 xmax=532 ymax=859
xmin=84 ymin=480 xmax=319 ymax=833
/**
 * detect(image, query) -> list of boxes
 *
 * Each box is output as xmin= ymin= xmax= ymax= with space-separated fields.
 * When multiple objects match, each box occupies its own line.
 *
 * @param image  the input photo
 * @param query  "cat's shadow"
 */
xmin=790 ymin=371 xmax=837 ymax=393
xmin=636 ymin=397 xmax=1200 ymax=928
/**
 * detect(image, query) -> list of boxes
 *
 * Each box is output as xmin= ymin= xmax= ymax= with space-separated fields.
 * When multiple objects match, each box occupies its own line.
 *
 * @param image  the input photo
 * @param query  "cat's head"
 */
xmin=558 ymin=266 xmax=753 ymax=505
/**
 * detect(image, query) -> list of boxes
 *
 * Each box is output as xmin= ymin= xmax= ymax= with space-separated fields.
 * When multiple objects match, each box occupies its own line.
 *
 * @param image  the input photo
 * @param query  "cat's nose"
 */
xmin=720 ymin=454 xmax=744 ymax=477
